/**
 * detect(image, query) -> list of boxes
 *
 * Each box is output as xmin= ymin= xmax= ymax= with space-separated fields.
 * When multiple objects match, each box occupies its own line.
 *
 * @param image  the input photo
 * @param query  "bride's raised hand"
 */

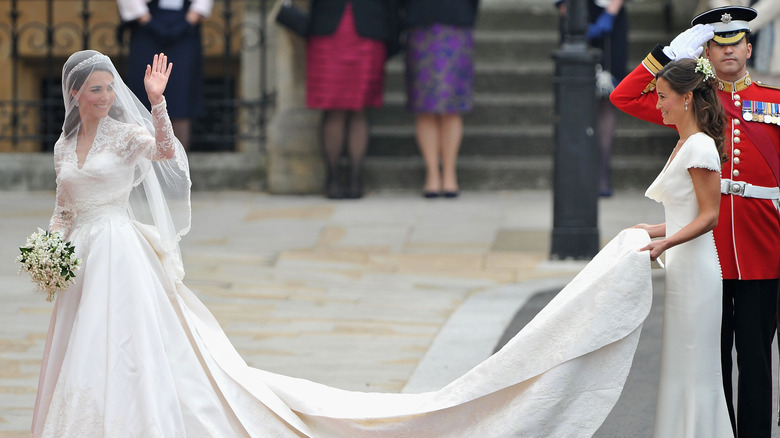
xmin=144 ymin=53 xmax=173 ymax=106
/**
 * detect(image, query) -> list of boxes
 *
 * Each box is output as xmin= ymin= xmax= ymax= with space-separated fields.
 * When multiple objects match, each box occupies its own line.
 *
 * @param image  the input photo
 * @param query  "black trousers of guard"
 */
xmin=720 ymin=278 xmax=779 ymax=438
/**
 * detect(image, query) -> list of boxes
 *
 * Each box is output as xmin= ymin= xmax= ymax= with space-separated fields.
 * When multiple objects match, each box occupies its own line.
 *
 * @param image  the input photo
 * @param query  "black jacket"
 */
xmin=400 ymin=0 xmax=480 ymax=28
xmin=307 ymin=0 xmax=400 ymax=43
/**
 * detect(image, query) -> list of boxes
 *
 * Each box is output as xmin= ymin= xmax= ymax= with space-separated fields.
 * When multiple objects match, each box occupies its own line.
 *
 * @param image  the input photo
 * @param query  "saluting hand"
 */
xmin=144 ymin=53 xmax=173 ymax=106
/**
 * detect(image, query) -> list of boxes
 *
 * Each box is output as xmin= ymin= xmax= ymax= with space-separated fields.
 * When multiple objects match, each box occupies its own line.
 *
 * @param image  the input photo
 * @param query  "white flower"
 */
xmin=695 ymin=57 xmax=716 ymax=81
xmin=17 ymin=228 xmax=81 ymax=302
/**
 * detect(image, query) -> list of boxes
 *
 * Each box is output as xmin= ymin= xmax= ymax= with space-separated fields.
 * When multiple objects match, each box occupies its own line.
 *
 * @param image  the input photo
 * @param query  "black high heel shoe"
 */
xmin=325 ymin=175 xmax=344 ymax=199
xmin=344 ymin=176 xmax=363 ymax=199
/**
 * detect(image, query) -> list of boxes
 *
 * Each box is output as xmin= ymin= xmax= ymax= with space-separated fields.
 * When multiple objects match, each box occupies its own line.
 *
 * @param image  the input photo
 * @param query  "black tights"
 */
xmin=321 ymin=110 xmax=368 ymax=198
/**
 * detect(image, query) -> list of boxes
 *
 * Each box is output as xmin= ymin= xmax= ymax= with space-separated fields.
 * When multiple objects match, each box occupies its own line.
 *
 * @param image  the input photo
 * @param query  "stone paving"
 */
xmin=0 ymin=189 xmax=666 ymax=436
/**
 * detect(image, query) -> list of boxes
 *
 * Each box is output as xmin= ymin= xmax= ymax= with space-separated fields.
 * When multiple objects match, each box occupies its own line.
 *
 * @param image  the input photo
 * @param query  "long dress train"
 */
xmin=32 ymin=210 xmax=652 ymax=436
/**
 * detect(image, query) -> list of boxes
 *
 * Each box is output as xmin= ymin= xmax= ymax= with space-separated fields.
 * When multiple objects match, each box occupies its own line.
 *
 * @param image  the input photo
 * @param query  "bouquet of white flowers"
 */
xmin=17 ymin=228 xmax=81 ymax=302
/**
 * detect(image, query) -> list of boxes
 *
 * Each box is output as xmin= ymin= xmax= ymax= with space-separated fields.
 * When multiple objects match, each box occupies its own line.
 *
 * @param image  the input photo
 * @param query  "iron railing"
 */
xmin=0 ymin=0 xmax=271 ymax=152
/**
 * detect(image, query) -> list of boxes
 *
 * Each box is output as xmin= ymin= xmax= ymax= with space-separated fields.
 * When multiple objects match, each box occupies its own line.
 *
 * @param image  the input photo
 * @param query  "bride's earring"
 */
xmin=684 ymin=101 xmax=688 ymax=111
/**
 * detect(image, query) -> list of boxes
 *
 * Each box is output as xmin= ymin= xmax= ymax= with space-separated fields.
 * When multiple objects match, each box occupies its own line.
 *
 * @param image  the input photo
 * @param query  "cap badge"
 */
xmin=721 ymin=13 xmax=732 ymax=24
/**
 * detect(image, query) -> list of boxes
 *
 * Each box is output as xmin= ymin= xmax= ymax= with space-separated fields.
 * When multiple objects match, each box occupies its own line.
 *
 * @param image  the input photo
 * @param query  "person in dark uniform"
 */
xmin=306 ymin=0 xmax=399 ymax=199
xmin=611 ymin=6 xmax=780 ymax=437
xmin=556 ymin=0 xmax=628 ymax=197
xmin=117 ymin=0 xmax=212 ymax=150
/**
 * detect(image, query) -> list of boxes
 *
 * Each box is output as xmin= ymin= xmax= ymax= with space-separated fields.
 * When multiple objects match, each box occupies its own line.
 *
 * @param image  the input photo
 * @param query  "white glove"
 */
xmin=662 ymin=24 xmax=715 ymax=60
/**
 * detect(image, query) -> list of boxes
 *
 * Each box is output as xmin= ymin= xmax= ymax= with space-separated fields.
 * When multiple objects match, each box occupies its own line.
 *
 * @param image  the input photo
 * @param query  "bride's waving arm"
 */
xmin=145 ymin=53 xmax=179 ymax=161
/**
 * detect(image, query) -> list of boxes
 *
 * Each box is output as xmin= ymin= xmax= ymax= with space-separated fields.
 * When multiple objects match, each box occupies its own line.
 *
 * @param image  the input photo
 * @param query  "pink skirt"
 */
xmin=306 ymin=4 xmax=387 ymax=110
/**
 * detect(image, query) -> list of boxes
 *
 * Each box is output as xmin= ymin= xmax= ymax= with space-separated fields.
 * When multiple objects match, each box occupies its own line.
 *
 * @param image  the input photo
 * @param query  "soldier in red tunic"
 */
xmin=611 ymin=6 xmax=780 ymax=437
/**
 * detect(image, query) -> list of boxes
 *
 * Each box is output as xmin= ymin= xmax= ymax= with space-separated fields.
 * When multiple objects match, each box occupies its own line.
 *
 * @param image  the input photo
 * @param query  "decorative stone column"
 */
xmin=266 ymin=9 xmax=322 ymax=194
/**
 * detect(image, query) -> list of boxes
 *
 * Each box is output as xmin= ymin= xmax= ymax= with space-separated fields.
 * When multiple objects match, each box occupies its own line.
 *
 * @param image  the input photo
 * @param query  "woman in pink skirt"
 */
xmin=306 ymin=0 xmax=399 ymax=199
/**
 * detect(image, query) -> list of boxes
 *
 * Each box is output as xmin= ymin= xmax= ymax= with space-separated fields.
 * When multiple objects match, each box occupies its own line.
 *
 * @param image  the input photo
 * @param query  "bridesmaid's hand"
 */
xmin=638 ymin=239 xmax=668 ymax=261
xmin=144 ymin=53 xmax=173 ymax=106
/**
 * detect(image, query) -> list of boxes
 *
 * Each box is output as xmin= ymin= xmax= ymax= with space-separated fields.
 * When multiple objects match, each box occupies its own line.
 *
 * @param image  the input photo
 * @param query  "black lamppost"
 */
xmin=550 ymin=0 xmax=601 ymax=260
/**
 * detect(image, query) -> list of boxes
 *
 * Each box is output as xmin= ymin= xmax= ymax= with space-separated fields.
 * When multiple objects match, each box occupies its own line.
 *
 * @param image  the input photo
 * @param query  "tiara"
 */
xmin=70 ymin=53 xmax=111 ymax=74
xmin=695 ymin=57 xmax=716 ymax=81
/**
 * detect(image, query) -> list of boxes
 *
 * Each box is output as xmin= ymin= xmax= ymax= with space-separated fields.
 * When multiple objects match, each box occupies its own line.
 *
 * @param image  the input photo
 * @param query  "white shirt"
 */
xmin=116 ymin=0 xmax=213 ymax=22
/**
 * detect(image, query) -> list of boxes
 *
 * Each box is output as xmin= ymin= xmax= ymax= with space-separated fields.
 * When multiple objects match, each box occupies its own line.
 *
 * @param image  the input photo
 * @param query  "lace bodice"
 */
xmin=49 ymin=99 xmax=181 ymax=236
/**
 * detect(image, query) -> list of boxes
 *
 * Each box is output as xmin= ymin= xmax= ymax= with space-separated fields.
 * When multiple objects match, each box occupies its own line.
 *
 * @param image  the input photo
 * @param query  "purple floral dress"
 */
xmin=405 ymin=23 xmax=474 ymax=114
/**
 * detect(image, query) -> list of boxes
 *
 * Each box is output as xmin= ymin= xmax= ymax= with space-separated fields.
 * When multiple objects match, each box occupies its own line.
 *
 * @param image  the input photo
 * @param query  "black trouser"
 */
xmin=721 ymin=278 xmax=779 ymax=438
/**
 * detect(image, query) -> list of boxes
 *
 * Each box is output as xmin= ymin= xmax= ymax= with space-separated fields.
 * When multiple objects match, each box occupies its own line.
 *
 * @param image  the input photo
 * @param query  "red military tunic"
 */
xmin=611 ymin=45 xmax=780 ymax=280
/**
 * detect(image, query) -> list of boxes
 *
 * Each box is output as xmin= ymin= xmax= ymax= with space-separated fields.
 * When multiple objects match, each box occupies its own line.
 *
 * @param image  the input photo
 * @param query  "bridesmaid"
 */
xmin=402 ymin=0 xmax=479 ymax=198
xmin=624 ymin=58 xmax=733 ymax=437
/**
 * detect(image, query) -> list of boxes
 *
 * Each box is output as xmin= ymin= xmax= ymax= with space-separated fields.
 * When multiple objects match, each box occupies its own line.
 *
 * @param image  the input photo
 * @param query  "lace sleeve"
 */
xmin=49 ymin=143 xmax=75 ymax=236
xmin=150 ymin=97 xmax=182 ymax=161
xmin=49 ymin=200 xmax=74 ymax=236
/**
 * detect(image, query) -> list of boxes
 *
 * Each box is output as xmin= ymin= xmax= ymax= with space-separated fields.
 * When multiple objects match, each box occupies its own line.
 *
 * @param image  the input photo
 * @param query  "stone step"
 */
xmin=476 ymin=4 xmax=556 ymax=32
xmin=463 ymin=29 xmax=668 ymax=65
xmin=360 ymin=155 xmax=666 ymax=191
xmin=497 ymin=0 xmax=671 ymax=33
xmin=280 ymin=0 xmax=678 ymax=194
xmin=366 ymin=125 xmax=678 ymax=157
xmin=370 ymin=92 xmax=675 ymax=130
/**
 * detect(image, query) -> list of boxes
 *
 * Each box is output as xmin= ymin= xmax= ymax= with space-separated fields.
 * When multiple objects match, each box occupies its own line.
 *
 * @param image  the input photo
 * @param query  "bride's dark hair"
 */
xmin=656 ymin=58 xmax=727 ymax=162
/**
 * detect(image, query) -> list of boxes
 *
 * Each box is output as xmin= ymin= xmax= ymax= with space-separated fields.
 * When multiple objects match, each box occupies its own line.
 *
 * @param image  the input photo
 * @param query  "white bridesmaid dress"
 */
xmin=645 ymin=132 xmax=733 ymax=438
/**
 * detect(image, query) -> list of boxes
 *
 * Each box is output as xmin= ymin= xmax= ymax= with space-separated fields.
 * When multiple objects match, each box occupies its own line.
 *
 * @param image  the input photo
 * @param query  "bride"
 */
xmin=31 ymin=50 xmax=654 ymax=437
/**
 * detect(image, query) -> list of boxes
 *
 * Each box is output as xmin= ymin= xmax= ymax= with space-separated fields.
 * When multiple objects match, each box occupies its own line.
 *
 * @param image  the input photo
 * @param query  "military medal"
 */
xmin=743 ymin=100 xmax=753 ymax=121
xmin=757 ymin=101 xmax=765 ymax=122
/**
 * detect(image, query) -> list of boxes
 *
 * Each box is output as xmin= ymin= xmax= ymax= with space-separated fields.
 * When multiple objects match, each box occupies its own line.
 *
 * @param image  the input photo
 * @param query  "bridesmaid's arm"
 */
xmin=632 ymin=223 xmax=666 ymax=239
xmin=638 ymin=168 xmax=721 ymax=261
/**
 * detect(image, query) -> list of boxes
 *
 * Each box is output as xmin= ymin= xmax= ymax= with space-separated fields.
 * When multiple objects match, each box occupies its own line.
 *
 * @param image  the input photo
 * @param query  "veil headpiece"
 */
xmin=61 ymin=50 xmax=192 ymax=276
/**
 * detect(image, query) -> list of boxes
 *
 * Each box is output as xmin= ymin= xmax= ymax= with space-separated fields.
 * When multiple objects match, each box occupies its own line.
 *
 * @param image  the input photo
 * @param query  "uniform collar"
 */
xmin=717 ymin=72 xmax=752 ymax=92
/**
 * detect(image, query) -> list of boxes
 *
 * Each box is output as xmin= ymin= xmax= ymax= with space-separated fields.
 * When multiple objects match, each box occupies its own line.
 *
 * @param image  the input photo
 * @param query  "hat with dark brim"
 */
xmin=691 ymin=6 xmax=757 ymax=45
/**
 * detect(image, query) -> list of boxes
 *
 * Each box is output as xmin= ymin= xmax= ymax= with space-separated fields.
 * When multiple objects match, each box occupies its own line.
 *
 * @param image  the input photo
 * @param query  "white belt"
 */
xmin=721 ymin=179 xmax=780 ymax=199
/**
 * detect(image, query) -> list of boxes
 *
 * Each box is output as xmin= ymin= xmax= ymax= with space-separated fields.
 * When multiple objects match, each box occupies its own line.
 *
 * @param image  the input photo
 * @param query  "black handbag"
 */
xmin=276 ymin=0 xmax=309 ymax=37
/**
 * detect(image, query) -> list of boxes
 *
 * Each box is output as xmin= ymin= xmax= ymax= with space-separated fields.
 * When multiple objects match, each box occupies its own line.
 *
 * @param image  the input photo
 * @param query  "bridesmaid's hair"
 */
xmin=656 ymin=58 xmax=727 ymax=162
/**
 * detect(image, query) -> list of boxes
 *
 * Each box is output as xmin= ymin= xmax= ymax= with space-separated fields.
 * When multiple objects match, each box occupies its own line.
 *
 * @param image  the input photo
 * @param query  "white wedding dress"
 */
xmin=32 ymin=104 xmax=655 ymax=436
xmin=645 ymin=132 xmax=733 ymax=437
